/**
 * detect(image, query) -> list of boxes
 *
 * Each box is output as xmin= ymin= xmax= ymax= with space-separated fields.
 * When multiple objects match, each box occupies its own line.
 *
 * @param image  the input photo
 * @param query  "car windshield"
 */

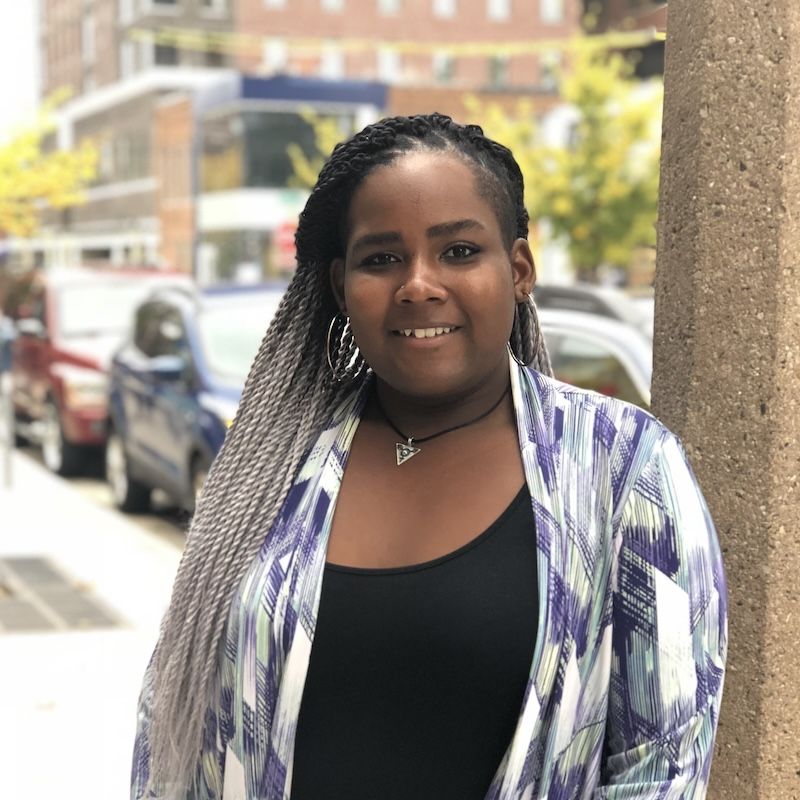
xmin=197 ymin=295 xmax=282 ymax=384
xmin=59 ymin=281 xmax=170 ymax=338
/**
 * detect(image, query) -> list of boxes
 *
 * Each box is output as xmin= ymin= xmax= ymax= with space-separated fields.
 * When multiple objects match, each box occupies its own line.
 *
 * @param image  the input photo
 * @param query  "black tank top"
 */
xmin=291 ymin=485 xmax=538 ymax=800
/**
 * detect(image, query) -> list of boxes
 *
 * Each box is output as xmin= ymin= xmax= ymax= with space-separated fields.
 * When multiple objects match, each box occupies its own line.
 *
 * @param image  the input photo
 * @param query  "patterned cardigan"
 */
xmin=132 ymin=361 xmax=728 ymax=800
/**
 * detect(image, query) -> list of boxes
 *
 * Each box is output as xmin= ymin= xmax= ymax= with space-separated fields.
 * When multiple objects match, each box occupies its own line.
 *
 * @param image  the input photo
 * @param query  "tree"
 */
xmin=467 ymin=47 xmax=663 ymax=281
xmin=0 ymin=94 xmax=98 ymax=237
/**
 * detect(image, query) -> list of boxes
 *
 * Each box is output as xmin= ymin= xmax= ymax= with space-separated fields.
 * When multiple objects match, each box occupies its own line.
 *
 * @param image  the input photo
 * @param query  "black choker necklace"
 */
xmin=374 ymin=387 xmax=509 ymax=466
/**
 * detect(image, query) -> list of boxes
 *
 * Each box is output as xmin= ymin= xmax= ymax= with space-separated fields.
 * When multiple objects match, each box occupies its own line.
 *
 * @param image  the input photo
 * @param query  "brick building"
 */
xmin=18 ymin=0 xmax=236 ymax=270
xmin=20 ymin=0 xmax=583 ymax=278
xmin=40 ymin=0 xmax=236 ymax=99
xmin=585 ymin=1 xmax=667 ymax=78
xmin=238 ymin=0 xmax=582 ymax=92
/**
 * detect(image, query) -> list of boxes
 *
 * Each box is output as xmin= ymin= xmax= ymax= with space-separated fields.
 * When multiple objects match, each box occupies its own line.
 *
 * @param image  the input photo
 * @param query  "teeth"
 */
xmin=396 ymin=327 xmax=455 ymax=338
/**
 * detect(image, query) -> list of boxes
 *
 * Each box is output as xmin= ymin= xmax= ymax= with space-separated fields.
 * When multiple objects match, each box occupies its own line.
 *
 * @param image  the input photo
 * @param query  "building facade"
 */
xmin=22 ymin=0 xmax=237 ymax=270
xmin=40 ymin=0 xmax=236 ymax=100
xmin=22 ymin=0 xmax=582 ymax=278
xmin=236 ymin=0 xmax=582 ymax=92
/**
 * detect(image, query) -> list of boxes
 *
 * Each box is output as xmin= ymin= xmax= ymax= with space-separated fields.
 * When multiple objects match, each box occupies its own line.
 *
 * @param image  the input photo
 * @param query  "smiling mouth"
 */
xmin=392 ymin=326 xmax=459 ymax=339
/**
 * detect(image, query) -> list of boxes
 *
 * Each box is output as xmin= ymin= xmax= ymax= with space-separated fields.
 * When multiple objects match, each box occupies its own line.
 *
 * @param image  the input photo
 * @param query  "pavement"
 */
xmin=0 ymin=449 xmax=182 ymax=800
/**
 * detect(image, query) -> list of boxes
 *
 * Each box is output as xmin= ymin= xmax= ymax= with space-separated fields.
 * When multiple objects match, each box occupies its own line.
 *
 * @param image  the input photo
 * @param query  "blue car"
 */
xmin=106 ymin=282 xmax=285 ymax=512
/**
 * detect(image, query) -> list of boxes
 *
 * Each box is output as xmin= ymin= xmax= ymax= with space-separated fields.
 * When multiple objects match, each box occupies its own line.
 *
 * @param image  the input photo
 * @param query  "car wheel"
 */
xmin=190 ymin=454 xmax=212 ymax=512
xmin=105 ymin=430 xmax=150 ymax=513
xmin=42 ymin=401 xmax=84 ymax=476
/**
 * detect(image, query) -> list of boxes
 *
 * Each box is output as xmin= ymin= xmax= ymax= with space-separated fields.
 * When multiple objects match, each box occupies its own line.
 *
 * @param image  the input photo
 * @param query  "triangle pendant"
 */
xmin=395 ymin=441 xmax=421 ymax=466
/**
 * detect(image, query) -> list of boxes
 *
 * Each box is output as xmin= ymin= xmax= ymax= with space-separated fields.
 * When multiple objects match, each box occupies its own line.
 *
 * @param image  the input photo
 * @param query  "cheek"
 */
xmin=344 ymin=277 xmax=388 ymax=347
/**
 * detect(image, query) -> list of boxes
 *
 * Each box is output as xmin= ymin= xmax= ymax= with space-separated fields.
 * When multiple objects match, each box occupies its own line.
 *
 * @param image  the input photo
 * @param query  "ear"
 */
xmin=510 ymin=238 xmax=536 ymax=301
xmin=329 ymin=257 xmax=347 ymax=314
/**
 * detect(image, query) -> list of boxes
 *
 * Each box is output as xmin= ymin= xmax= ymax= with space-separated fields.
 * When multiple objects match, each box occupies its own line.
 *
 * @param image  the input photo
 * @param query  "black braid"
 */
xmin=295 ymin=113 xmax=530 ymax=314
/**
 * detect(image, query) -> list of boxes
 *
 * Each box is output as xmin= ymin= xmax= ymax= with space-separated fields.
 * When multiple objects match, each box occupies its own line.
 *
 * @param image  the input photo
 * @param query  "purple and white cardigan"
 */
xmin=133 ymin=360 xmax=727 ymax=799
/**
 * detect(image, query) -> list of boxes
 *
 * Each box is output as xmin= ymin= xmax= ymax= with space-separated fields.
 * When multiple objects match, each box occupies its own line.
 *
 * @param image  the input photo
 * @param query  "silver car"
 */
xmin=538 ymin=309 xmax=652 ymax=409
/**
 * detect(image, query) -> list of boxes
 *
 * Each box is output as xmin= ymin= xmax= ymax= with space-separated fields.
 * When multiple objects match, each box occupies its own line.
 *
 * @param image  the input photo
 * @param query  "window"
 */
xmin=377 ymin=0 xmax=400 ymax=13
xmin=263 ymin=39 xmax=288 ymax=72
xmin=432 ymin=0 xmax=455 ymax=18
xmin=377 ymin=48 xmax=401 ymax=82
xmin=155 ymin=43 xmax=179 ymax=66
xmin=120 ymin=40 xmax=136 ymax=77
xmin=151 ymin=0 xmax=178 ymax=6
xmin=201 ymin=0 xmax=228 ymax=11
xmin=539 ymin=49 xmax=561 ymax=92
xmin=548 ymin=334 xmax=645 ymax=407
xmin=115 ymin=129 xmax=150 ymax=180
xmin=205 ymin=48 xmax=225 ymax=68
xmin=487 ymin=0 xmax=510 ymax=21
xmin=540 ymin=0 xmax=564 ymax=24
xmin=140 ymin=37 xmax=154 ymax=68
xmin=321 ymin=0 xmax=344 ymax=11
xmin=134 ymin=304 xmax=186 ymax=358
xmin=118 ymin=0 xmax=134 ymax=24
xmin=488 ymin=54 xmax=508 ymax=87
xmin=82 ymin=12 xmax=95 ymax=64
xmin=201 ymin=110 xmax=355 ymax=191
xmin=319 ymin=45 xmax=345 ymax=80
xmin=99 ymin=140 xmax=114 ymax=180
xmin=432 ymin=51 xmax=454 ymax=83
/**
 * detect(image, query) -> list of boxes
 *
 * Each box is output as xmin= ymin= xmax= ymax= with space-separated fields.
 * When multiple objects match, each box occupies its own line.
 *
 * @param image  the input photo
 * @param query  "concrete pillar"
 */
xmin=653 ymin=2 xmax=800 ymax=798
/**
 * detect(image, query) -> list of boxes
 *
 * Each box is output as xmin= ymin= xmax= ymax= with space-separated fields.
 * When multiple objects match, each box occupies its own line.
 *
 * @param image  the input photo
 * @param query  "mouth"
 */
xmin=391 ymin=326 xmax=460 ymax=339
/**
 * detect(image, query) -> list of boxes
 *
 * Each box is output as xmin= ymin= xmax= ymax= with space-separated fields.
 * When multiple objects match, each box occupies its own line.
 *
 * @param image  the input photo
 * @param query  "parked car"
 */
xmin=534 ymin=283 xmax=654 ymax=339
xmin=539 ymin=309 xmax=652 ymax=408
xmin=4 ymin=267 xmax=190 ymax=475
xmin=106 ymin=282 xmax=286 ymax=512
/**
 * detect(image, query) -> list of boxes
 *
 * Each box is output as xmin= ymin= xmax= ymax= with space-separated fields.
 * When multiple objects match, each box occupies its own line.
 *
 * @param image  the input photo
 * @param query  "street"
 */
xmin=0 ymin=447 xmax=183 ymax=800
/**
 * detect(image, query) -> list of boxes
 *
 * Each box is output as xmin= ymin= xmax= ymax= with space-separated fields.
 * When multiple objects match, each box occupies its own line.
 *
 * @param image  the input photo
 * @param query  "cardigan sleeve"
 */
xmin=595 ymin=429 xmax=728 ymax=799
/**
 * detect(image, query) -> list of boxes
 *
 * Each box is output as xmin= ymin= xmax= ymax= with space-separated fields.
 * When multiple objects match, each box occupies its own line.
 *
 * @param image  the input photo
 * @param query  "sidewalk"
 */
xmin=0 ymin=451 xmax=182 ymax=800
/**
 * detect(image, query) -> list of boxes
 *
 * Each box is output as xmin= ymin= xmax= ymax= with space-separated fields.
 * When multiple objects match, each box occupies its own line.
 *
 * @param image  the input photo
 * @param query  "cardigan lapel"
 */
xmin=489 ymin=361 xmax=569 ymax=797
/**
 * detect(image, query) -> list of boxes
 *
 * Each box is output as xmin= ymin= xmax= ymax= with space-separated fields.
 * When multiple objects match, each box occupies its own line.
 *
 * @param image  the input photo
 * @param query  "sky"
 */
xmin=0 ymin=2 xmax=39 ymax=142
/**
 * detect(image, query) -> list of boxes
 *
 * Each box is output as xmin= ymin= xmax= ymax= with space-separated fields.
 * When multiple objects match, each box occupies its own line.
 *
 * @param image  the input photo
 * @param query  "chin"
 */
xmin=374 ymin=364 xmax=480 ymax=401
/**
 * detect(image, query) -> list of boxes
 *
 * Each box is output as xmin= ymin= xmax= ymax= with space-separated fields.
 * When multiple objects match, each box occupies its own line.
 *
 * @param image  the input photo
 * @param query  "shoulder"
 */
xmin=523 ymin=367 xmax=669 ymax=446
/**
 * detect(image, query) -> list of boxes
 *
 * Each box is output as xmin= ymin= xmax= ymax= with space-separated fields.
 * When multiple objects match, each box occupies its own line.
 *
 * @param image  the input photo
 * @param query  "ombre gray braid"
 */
xmin=141 ymin=113 xmax=552 ymax=796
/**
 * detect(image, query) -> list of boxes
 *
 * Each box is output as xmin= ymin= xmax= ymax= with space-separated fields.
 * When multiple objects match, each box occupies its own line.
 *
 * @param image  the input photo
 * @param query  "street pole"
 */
xmin=0 ymin=316 xmax=14 ymax=488
xmin=1 ymin=373 xmax=11 ymax=488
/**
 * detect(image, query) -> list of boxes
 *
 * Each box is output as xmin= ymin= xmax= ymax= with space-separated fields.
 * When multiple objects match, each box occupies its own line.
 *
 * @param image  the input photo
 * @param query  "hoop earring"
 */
xmin=508 ymin=295 xmax=540 ymax=367
xmin=326 ymin=312 xmax=367 ymax=383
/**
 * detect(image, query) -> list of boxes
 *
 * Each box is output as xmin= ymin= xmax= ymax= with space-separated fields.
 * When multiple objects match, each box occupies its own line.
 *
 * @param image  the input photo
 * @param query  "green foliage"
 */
xmin=468 ymin=48 xmax=663 ymax=279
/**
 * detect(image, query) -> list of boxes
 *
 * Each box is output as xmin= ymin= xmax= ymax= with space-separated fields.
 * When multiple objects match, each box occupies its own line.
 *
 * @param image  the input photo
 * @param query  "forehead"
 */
xmin=346 ymin=151 xmax=500 ymax=237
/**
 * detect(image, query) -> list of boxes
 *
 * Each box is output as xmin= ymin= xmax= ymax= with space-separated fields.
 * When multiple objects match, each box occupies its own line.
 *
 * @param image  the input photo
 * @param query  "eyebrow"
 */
xmin=351 ymin=218 xmax=486 ymax=251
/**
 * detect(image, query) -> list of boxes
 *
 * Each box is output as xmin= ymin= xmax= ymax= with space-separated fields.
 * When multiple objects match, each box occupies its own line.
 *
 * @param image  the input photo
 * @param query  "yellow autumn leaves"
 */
xmin=0 ymin=92 xmax=98 ymax=238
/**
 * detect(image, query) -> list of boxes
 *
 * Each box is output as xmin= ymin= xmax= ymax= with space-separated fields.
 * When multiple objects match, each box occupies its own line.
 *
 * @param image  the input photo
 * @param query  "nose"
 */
xmin=395 ymin=255 xmax=447 ymax=304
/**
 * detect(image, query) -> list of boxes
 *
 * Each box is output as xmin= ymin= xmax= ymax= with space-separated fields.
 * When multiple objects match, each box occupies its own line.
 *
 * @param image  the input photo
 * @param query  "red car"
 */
xmin=5 ymin=266 xmax=190 ymax=475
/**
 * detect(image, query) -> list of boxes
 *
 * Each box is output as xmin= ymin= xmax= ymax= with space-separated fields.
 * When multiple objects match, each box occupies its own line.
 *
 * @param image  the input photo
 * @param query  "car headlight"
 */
xmin=55 ymin=366 xmax=109 ymax=410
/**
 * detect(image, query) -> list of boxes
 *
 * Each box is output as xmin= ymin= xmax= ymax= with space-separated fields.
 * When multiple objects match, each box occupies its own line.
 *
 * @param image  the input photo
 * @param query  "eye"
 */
xmin=360 ymin=252 xmax=401 ymax=268
xmin=443 ymin=243 xmax=480 ymax=260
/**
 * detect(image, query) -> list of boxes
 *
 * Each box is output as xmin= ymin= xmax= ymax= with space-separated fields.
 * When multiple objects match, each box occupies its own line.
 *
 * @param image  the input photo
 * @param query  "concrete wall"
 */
xmin=653 ymin=2 xmax=800 ymax=797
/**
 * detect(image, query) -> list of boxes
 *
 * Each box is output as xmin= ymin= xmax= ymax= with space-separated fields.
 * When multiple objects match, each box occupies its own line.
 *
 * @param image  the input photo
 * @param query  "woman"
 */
xmin=132 ymin=114 xmax=727 ymax=799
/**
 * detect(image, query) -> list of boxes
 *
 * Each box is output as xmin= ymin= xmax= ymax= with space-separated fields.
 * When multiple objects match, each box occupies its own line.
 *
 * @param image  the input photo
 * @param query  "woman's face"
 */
xmin=330 ymin=150 xmax=535 ymax=400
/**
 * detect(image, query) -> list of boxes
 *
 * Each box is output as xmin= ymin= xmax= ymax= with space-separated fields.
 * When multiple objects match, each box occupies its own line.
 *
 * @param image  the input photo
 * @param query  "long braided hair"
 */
xmin=142 ymin=112 xmax=552 ymax=794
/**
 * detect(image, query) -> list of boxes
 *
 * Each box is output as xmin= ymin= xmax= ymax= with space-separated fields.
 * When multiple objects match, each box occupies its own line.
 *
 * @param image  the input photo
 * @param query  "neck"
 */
xmin=370 ymin=360 xmax=512 ymax=440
